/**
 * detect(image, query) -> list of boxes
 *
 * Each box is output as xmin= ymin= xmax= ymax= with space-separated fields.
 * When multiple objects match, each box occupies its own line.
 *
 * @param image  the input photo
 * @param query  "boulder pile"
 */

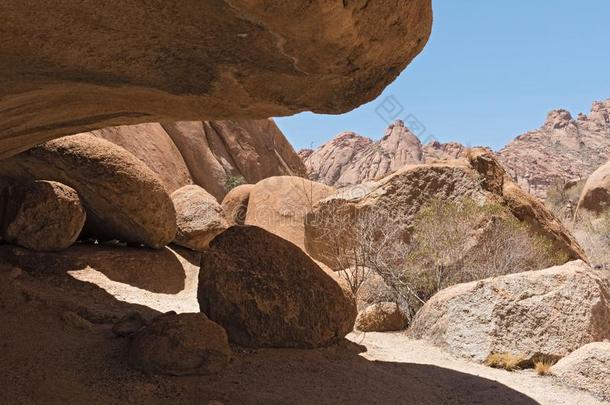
xmin=0 ymin=134 xmax=176 ymax=248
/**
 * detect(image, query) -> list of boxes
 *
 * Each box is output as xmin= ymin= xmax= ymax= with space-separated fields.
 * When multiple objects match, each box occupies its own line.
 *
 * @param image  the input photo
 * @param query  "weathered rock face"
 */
xmin=91 ymin=123 xmax=192 ymax=193
xmin=422 ymin=141 xmax=471 ymax=162
xmin=198 ymin=226 xmax=357 ymax=348
xmin=0 ymin=180 xmax=86 ymax=252
xmin=305 ymin=149 xmax=586 ymax=270
xmin=498 ymin=100 xmax=610 ymax=200
xmin=355 ymin=302 xmax=408 ymax=332
xmin=0 ymin=1 xmax=432 ymax=158
xmin=0 ymin=134 xmax=176 ymax=248
xmin=171 ymin=185 xmax=228 ymax=252
xmin=576 ymin=161 xmax=610 ymax=215
xmin=246 ymin=176 xmax=335 ymax=250
xmin=409 ymin=261 xmax=610 ymax=362
xmin=553 ymin=342 xmax=610 ymax=401
xmin=301 ymin=121 xmax=479 ymax=187
xmin=163 ymin=120 xmax=307 ymax=200
xmin=303 ymin=121 xmax=423 ymax=186
xmin=129 ymin=312 xmax=231 ymax=376
xmin=221 ymin=184 xmax=254 ymax=226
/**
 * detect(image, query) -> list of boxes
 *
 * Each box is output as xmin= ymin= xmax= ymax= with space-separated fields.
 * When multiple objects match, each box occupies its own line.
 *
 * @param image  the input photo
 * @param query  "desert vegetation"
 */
xmin=318 ymin=197 xmax=562 ymax=320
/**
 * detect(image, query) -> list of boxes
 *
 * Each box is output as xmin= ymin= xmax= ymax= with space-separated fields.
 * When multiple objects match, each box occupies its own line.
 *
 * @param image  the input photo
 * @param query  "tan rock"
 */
xmin=0 ymin=1 xmax=433 ymax=158
xmin=553 ymin=342 xmax=610 ymax=401
xmin=91 ymin=123 xmax=192 ymax=193
xmin=0 ymin=134 xmax=176 ymax=248
xmin=163 ymin=120 xmax=306 ymax=200
xmin=129 ymin=312 xmax=230 ymax=376
xmin=198 ymin=226 xmax=356 ymax=348
xmin=171 ymin=185 xmax=228 ymax=251
xmin=246 ymin=176 xmax=335 ymax=250
xmin=577 ymin=161 xmax=610 ymax=214
xmin=221 ymin=184 xmax=254 ymax=226
xmin=0 ymin=180 xmax=85 ymax=252
xmin=355 ymin=302 xmax=408 ymax=332
xmin=305 ymin=150 xmax=586 ymax=270
xmin=409 ymin=261 xmax=610 ymax=362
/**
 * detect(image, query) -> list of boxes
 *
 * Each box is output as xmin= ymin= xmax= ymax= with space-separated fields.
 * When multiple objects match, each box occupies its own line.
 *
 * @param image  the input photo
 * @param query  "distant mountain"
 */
xmin=300 ymin=120 xmax=473 ymax=187
xmin=497 ymin=99 xmax=610 ymax=199
xmin=301 ymin=100 xmax=610 ymax=201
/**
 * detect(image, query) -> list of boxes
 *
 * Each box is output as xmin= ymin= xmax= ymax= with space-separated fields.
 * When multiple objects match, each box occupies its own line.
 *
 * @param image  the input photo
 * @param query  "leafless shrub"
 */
xmin=315 ymin=197 xmax=561 ymax=320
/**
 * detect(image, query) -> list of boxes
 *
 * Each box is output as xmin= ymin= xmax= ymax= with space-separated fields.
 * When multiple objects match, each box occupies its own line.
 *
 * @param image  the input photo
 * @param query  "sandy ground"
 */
xmin=352 ymin=331 xmax=607 ymax=405
xmin=0 ymin=246 xmax=607 ymax=405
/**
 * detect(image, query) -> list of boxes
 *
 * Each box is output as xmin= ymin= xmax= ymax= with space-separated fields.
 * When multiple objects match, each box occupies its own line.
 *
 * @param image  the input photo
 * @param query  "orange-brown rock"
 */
xmin=0 ymin=134 xmax=176 ymax=248
xmin=198 ymin=226 xmax=356 ymax=348
xmin=0 ymin=180 xmax=86 ymax=252
xmin=171 ymin=185 xmax=228 ymax=252
xmin=221 ymin=184 xmax=254 ymax=226
xmin=0 ymin=1 xmax=432 ymax=158
xmin=305 ymin=149 xmax=586 ymax=269
xmin=129 ymin=312 xmax=231 ymax=376
xmin=163 ymin=120 xmax=306 ymax=200
xmin=245 ymin=176 xmax=335 ymax=250
xmin=91 ymin=123 xmax=192 ymax=193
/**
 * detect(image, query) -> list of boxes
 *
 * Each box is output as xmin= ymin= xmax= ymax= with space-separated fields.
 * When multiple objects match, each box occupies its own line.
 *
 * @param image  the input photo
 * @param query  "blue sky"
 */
xmin=275 ymin=1 xmax=610 ymax=151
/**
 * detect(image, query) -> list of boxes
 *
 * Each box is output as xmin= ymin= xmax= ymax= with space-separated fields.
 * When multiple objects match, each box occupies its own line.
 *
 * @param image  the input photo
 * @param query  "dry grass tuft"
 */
xmin=485 ymin=353 xmax=524 ymax=371
xmin=534 ymin=360 xmax=553 ymax=376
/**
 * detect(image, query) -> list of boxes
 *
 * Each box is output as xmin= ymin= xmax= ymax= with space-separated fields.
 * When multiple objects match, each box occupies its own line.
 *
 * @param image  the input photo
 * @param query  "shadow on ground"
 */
xmin=0 ymin=254 xmax=538 ymax=405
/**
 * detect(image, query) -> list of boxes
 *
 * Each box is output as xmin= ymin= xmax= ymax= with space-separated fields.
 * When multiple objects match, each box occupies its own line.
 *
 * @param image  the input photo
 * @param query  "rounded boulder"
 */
xmin=198 ymin=225 xmax=357 ymax=348
xmin=0 ymin=134 xmax=176 ymax=248
xmin=171 ymin=185 xmax=228 ymax=251
xmin=0 ymin=180 xmax=85 ymax=251
xmin=355 ymin=302 xmax=408 ymax=332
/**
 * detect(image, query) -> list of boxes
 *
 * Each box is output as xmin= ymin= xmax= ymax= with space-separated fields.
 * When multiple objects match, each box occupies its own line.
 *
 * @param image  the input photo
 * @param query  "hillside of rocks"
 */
xmin=91 ymin=119 xmax=306 ymax=200
xmin=497 ymin=100 xmax=610 ymax=200
xmin=300 ymin=120 xmax=474 ymax=187
xmin=303 ymin=99 xmax=610 ymax=205
xmin=0 ymin=0 xmax=432 ymax=158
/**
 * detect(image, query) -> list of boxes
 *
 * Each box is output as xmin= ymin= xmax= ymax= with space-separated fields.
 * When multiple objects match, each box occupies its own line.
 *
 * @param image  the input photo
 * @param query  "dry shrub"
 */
xmin=485 ymin=353 xmax=525 ymax=371
xmin=534 ymin=361 xmax=553 ymax=376
xmin=319 ymin=197 xmax=562 ymax=321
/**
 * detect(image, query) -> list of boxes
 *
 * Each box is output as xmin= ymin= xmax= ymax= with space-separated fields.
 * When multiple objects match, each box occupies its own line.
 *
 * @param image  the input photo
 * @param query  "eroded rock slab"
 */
xmin=0 ymin=1 xmax=432 ymax=158
xmin=409 ymin=261 xmax=610 ymax=362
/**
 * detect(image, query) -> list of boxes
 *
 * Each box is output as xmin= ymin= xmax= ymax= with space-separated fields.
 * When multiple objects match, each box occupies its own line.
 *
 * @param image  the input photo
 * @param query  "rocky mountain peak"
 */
xmin=588 ymin=99 xmax=610 ymax=127
xmin=544 ymin=109 xmax=575 ymax=130
xmin=301 ymin=121 xmax=476 ymax=186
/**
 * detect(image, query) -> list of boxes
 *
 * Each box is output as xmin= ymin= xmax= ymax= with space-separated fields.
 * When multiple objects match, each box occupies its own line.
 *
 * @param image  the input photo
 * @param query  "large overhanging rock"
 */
xmin=0 ymin=0 xmax=432 ymax=158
